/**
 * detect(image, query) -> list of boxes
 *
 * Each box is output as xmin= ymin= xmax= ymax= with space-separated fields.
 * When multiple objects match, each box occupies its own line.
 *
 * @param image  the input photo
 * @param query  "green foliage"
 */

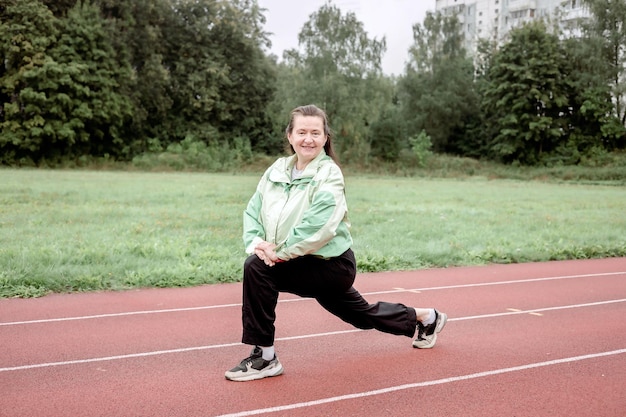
xmin=480 ymin=17 xmax=626 ymax=166
xmin=561 ymin=34 xmax=626 ymax=156
xmin=368 ymin=108 xmax=405 ymax=162
xmin=131 ymin=135 xmax=253 ymax=171
xmin=0 ymin=1 xmax=625 ymax=168
xmin=51 ymin=2 xmax=132 ymax=158
xmin=582 ymin=0 xmax=626 ymax=126
xmin=40 ymin=0 xmax=77 ymax=16
xmin=0 ymin=0 xmax=58 ymax=163
xmin=0 ymin=0 xmax=275 ymax=165
xmin=408 ymin=131 xmax=433 ymax=167
xmin=399 ymin=12 xmax=480 ymax=155
xmin=483 ymin=22 xmax=572 ymax=165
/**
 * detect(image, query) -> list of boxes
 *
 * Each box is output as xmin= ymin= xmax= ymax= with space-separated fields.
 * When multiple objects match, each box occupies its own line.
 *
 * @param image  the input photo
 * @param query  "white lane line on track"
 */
xmin=212 ymin=349 xmax=626 ymax=417
xmin=2 ymin=298 xmax=625 ymax=373
xmin=0 ymin=303 xmax=243 ymax=327
xmin=452 ymin=298 xmax=626 ymax=321
xmin=1 ymin=271 xmax=624 ymax=327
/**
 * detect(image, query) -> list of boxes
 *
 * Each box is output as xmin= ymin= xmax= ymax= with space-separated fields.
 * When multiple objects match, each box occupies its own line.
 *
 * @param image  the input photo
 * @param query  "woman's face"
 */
xmin=288 ymin=115 xmax=327 ymax=169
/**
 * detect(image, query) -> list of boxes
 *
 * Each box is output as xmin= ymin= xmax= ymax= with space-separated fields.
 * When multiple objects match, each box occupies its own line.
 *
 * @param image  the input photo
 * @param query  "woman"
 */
xmin=225 ymin=104 xmax=447 ymax=382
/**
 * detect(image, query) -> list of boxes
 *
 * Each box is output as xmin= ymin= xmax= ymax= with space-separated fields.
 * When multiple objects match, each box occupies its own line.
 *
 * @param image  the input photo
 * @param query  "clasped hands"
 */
xmin=254 ymin=241 xmax=283 ymax=267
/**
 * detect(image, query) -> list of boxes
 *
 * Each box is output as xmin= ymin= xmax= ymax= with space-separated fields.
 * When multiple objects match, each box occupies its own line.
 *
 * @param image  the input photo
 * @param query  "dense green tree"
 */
xmin=188 ymin=0 xmax=275 ymax=150
xmin=95 ymin=0 xmax=173 ymax=151
xmin=582 ymin=0 xmax=626 ymax=127
xmin=368 ymin=107 xmax=405 ymax=161
xmin=1 ymin=0 xmax=276 ymax=164
xmin=104 ymin=0 xmax=275 ymax=152
xmin=399 ymin=12 xmax=480 ymax=156
xmin=48 ymin=1 xmax=133 ymax=158
xmin=0 ymin=0 xmax=59 ymax=163
xmin=561 ymin=34 xmax=626 ymax=156
xmin=0 ymin=1 xmax=132 ymax=163
xmin=482 ymin=21 xmax=571 ymax=165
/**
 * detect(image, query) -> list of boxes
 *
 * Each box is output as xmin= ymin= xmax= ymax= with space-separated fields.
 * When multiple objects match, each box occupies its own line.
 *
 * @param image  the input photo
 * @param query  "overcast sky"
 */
xmin=257 ymin=0 xmax=436 ymax=76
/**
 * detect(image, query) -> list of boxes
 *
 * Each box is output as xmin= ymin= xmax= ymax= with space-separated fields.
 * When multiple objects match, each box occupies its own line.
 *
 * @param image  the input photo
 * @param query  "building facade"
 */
xmin=435 ymin=0 xmax=589 ymax=53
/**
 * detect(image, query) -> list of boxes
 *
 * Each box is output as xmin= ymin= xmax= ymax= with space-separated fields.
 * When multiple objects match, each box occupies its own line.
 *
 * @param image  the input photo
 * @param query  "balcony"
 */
xmin=508 ymin=0 xmax=537 ymax=12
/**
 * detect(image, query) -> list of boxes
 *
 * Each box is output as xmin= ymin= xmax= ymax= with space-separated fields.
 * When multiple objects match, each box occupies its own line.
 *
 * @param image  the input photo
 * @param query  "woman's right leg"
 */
xmin=241 ymin=254 xmax=283 ymax=347
xmin=240 ymin=252 xmax=350 ymax=346
xmin=226 ymin=255 xmax=286 ymax=381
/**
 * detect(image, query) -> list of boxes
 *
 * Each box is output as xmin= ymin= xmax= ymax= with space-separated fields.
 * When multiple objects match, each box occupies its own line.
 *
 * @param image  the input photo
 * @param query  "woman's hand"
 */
xmin=254 ymin=241 xmax=282 ymax=266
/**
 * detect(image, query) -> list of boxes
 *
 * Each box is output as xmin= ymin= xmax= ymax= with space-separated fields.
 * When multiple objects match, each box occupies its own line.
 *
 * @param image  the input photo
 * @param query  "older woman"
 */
xmin=225 ymin=104 xmax=446 ymax=382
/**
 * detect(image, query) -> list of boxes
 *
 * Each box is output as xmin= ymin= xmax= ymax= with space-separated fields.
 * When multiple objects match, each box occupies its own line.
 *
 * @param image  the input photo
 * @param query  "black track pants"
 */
xmin=241 ymin=249 xmax=417 ymax=347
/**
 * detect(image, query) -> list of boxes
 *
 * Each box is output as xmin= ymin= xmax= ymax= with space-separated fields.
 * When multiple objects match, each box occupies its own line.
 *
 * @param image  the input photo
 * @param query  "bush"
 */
xmin=408 ymin=131 xmax=434 ymax=167
xmin=131 ymin=136 xmax=254 ymax=172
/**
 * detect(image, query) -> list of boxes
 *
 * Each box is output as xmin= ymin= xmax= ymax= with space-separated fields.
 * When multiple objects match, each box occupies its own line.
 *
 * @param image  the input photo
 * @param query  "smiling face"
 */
xmin=287 ymin=115 xmax=327 ymax=170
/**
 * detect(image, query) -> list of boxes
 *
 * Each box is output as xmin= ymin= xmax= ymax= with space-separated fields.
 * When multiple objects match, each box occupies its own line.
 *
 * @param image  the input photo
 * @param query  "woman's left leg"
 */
xmin=315 ymin=286 xmax=418 ymax=337
xmin=280 ymin=249 xmax=418 ymax=338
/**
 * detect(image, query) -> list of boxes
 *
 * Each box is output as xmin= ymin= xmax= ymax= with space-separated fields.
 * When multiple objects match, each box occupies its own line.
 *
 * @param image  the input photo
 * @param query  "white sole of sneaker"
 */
xmin=413 ymin=334 xmax=437 ymax=349
xmin=225 ymin=362 xmax=284 ymax=382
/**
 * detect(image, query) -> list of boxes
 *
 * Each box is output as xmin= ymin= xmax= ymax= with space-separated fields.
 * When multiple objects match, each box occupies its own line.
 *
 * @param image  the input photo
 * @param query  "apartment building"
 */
xmin=435 ymin=0 xmax=589 ymax=53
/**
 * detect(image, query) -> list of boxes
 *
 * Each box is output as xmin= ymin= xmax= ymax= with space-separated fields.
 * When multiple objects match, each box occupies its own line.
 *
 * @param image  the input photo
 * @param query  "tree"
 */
xmin=561 ymin=34 xmax=626 ymax=155
xmin=95 ymin=0 xmax=174 ymax=152
xmin=47 ymin=1 xmax=133 ymax=158
xmin=368 ymin=107 xmax=405 ymax=161
xmin=583 ymin=0 xmax=626 ymax=127
xmin=482 ymin=21 xmax=570 ymax=165
xmin=399 ymin=12 xmax=480 ymax=156
xmin=0 ymin=1 xmax=133 ymax=164
xmin=197 ymin=0 xmax=275 ymax=150
xmin=0 ymin=0 xmax=60 ymax=164
xmin=143 ymin=0 xmax=275 ymax=151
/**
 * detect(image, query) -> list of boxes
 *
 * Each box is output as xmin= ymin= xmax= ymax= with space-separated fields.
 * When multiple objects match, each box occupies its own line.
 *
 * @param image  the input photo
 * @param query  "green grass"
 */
xmin=1 ymin=169 xmax=625 ymax=298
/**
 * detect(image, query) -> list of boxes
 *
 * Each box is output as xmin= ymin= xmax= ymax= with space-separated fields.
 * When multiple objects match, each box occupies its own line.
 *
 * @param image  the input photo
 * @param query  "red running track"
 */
xmin=1 ymin=258 xmax=625 ymax=417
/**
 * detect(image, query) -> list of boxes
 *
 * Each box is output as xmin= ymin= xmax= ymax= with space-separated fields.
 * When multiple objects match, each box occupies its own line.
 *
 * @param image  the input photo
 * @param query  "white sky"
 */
xmin=257 ymin=0 xmax=436 ymax=76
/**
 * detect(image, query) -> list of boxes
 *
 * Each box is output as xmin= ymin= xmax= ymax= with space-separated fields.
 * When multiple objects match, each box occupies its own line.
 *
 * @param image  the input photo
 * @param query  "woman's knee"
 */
xmin=244 ymin=254 xmax=261 ymax=271
xmin=243 ymin=254 xmax=275 ymax=283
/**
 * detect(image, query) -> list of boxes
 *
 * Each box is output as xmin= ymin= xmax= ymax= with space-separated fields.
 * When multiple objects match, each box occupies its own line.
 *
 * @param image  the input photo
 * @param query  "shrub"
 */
xmin=408 ymin=131 xmax=434 ymax=167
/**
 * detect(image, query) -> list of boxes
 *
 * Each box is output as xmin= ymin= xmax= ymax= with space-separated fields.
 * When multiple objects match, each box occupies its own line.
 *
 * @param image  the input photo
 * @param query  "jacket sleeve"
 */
xmin=275 ymin=164 xmax=348 ymax=259
xmin=242 ymin=173 xmax=267 ymax=255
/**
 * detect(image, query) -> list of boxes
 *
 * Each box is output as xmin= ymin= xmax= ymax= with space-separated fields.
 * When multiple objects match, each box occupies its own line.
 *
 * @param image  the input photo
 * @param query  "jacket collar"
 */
xmin=269 ymin=151 xmax=329 ymax=184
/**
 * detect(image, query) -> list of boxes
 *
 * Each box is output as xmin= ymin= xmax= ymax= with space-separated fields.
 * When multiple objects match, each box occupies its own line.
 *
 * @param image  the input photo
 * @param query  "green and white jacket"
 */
xmin=243 ymin=151 xmax=353 ymax=260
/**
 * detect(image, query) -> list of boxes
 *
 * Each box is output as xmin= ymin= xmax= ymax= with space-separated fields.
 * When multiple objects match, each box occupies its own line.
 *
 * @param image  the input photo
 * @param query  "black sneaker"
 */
xmin=413 ymin=310 xmax=447 ymax=349
xmin=225 ymin=346 xmax=284 ymax=381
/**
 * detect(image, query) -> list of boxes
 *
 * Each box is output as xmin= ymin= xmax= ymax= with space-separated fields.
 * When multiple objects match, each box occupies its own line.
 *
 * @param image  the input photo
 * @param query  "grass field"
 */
xmin=1 ymin=169 xmax=625 ymax=298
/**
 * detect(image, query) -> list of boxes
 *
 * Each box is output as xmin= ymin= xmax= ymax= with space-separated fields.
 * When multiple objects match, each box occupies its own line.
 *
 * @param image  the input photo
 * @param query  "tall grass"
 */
xmin=1 ymin=169 xmax=625 ymax=298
